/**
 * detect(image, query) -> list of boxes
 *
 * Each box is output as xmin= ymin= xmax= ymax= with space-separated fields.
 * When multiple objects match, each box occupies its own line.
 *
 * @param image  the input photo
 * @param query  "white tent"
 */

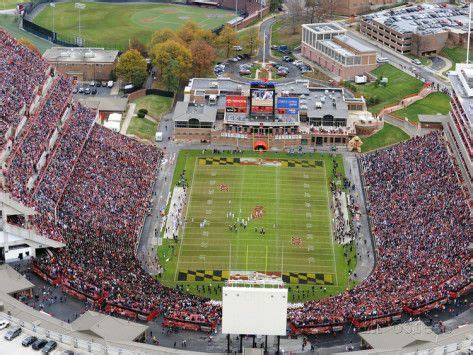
xmin=104 ymin=120 xmax=120 ymax=132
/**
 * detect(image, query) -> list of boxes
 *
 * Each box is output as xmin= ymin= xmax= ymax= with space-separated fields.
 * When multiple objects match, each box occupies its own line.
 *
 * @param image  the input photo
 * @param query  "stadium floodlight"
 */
xmin=50 ymin=2 xmax=56 ymax=35
xmin=75 ymin=3 xmax=86 ymax=41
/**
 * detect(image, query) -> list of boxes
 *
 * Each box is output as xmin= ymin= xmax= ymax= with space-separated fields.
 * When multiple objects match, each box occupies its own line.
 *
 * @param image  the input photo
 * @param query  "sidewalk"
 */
xmin=120 ymin=102 xmax=135 ymax=134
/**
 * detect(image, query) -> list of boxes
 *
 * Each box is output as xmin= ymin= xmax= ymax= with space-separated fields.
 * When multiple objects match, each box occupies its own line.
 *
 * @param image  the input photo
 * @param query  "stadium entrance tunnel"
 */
xmin=254 ymin=141 xmax=268 ymax=151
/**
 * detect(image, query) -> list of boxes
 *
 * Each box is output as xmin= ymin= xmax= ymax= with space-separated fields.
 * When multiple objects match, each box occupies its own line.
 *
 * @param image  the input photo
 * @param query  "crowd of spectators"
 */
xmin=5 ymin=75 xmax=73 ymax=201
xmin=1 ymin=32 xmax=221 ymax=325
xmin=0 ymin=29 xmax=49 ymax=151
xmin=289 ymin=132 xmax=471 ymax=327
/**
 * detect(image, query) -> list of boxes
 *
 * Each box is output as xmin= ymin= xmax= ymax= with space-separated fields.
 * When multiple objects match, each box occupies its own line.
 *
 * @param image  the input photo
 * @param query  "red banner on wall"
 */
xmin=226 ymin=96 xmax=248 ymax=108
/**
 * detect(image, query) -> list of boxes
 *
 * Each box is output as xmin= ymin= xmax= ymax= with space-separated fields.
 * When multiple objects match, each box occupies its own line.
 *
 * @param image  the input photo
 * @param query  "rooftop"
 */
xmin=43 ymin=47 xmax=119 ymax=64
xmin=362 ymin=4 xmax=469 ymax=36
xmin=302 ymin=22 xmax=345 ymax=33
xmin=449 ymin=63 xmax=473 ymax=124
xmin=334 ymin=35 xmax=375 ymax=54
xmin=0 ymin=264 xmax=34 ymax=295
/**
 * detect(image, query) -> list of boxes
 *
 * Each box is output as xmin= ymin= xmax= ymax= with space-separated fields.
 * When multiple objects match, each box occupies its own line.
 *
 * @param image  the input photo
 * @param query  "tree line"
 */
xmin=115 ymin=22 xmax=260 ymax=92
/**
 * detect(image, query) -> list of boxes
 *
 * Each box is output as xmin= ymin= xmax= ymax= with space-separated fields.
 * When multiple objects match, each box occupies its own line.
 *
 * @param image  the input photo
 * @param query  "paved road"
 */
xmin=257 ymin=16 xmax=277 ymax=62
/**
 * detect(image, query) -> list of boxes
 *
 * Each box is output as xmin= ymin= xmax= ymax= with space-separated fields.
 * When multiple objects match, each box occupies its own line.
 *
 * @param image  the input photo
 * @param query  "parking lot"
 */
xmin=72 ymin=81 xmax=114 ymax=98
xmin=217 ymin=57 xmax=312 ymax=82
xmin=0 ymin=322 xmax=73 ymax=354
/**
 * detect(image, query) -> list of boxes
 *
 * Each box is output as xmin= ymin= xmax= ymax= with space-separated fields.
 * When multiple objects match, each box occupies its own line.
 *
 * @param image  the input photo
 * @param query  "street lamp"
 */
xmin=75 ymin=2 xmax=86 ymax=45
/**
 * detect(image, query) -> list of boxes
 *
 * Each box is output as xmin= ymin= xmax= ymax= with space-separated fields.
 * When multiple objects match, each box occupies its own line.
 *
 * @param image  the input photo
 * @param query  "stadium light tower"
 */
xmin=50 ymin=2 xmax=55 ymax=35
xmin=75 ymin=2 xmax=86 ymax=43
xmin=467 ymin=2 xmax=471 ymax=64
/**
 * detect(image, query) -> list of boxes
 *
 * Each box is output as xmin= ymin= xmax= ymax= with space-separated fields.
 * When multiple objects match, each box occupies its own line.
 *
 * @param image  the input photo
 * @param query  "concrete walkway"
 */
xmin=378 ymin=86 xmax=434 ymax=117
xmin=120 ymin=102 xmax=135 ymax=134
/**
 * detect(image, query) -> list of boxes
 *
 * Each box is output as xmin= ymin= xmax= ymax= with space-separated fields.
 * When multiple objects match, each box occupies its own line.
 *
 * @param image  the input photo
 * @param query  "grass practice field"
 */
xmin=33 ymin=2 xmax=235 ymax=49
xmin=158 ymin=151 xmax=355 ymax=302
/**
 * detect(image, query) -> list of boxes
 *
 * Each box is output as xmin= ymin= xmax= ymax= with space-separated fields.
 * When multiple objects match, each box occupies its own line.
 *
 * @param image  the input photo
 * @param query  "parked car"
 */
xmin=277 ymin=70 xmax=288 ymax=77
xmin=107 ymin=80 xmax=114 ymax=88
xmin=89 ymin=81 xmax=95 ymax=86
xmin=229 ymin=57 xmax=239 ymax=62
xmin=0 ymin=319 xmax=9 ymax=329
xmin=22 ymin=335 xmax=37 ymax=347
xmin=42 ymin=340 xmax=58 ymax=354
xmin=95 ymin=81 xmax=101 ymax=87
xmin=271 ymin=44 xmax=278 ymax=50
xmin=233 ymin=45 xmax=243 ymax=51
xmin=376 ymin=56 xmax=389 ymax=63
xmin=4 ymin=326 xmax=21 ymax=341
xmin=61 ymin=351 xmax=75 ymax=355
xmin=91 ymin=88 xmax=97 ymax=95
xmin=293 ymin=60 xmax=303 ymax=66
xmin=411 ymin=58 xmax=422 ymax=65
xmin=84 ymin=87 xmax=91 ymax=95
xmin=31 ymin=338 xmax=48 ymax=350
xmin=78 ymin=87 xmax=84 ymax=94
xmin=72 ymin=87 xmax=78 ymax=94
xmin=282 ymin=56 xmax=294 ymax=62
xmin=101 ymin=81 xmax=108 ymax=87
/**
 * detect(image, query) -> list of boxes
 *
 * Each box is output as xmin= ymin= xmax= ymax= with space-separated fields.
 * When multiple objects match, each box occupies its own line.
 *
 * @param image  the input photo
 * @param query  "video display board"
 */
xmin=222 ymin=287 xmax=288 ymax=335
xmin=250 ymin=82 xmax=275 ymax=115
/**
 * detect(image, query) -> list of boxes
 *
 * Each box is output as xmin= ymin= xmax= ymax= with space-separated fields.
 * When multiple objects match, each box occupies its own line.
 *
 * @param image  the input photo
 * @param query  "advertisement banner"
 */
xmin=226 ymin=96 xmax=248 ymax=108
xmin=277 ymin=97 xmax=299 ymax=109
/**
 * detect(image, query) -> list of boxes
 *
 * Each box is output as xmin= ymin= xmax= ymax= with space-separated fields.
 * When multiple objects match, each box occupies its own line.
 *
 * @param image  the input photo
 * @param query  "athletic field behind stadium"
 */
xmin=33 ymin=2 xmax=235 ymax=49
xmin=159 ymin=151 xmax=354 ymax=302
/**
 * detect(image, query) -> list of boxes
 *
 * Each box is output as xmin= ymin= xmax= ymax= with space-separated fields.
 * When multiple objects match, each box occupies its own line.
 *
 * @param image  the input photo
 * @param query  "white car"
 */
xmin=107 ymin=80 xmax=114 ymax=88
xmin=293 ymin=60 xmax=303 ymax=66
xmin=0 ymin=319 xmax=10 ymax=330
xmin=89 ymin=81 xmax=95 ymax=86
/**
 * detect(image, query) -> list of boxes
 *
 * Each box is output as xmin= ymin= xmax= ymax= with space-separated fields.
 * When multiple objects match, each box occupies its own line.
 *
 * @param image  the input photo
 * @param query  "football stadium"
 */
xmin=0 ymin=0 xmax=472 ymax=352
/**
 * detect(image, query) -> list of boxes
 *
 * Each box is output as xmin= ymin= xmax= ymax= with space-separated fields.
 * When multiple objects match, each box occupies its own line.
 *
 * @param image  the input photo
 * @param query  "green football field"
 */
xmin=33 ymin=2 xmax=235 ymax=49
xmin=158 ymin=151 xmax=355 ymax=302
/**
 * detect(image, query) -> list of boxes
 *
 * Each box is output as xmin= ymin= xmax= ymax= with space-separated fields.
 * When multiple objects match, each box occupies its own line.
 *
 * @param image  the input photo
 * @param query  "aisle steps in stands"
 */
xmin=27 ymin=106 xmax=72 ymax=192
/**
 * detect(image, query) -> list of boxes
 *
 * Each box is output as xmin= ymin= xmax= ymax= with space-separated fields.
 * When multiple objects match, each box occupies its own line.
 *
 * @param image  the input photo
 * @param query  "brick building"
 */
xmin=332 ymin=0 xmax=404 ymax=16
xmin=42 ymin=47 xmax=118 ymax=82
xmin=360 ymin=4 xmax=470 ymax=56
xmin=301 ymin=23 xmax=377 ymax=80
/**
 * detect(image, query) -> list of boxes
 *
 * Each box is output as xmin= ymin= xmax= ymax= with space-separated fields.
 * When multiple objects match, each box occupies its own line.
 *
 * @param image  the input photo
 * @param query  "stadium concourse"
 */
xmin=0 ymin=28 xmax=472 ymax=353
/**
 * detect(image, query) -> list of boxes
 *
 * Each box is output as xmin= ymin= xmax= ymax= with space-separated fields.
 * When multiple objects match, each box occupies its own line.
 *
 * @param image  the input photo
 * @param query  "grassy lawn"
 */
xmin=440 ymin=47 xmax=467 ymax=74
xmin=126 ymin=116 xmax=157 ymax=142
xmin=392 ymin=92 xmax=451 ymax=123
xmin=157 ymin=150 xmax=357 ymax=302
xmin=1 ymin=0 xmax=18 ymax=10
xmin=33 ymin=2 xmax=234 ymax=50
xmin=133 ymin=95 xmax=173 ymax=120
xmin=270 ymin=18 xmax=301 ymax=57
xmin=361 ymin=123 xmax=410 ymax=152
xmin=0 ymin=15 xmax=53 ymax=53
xmin=355 ymin=64 xmax=424 ymax=114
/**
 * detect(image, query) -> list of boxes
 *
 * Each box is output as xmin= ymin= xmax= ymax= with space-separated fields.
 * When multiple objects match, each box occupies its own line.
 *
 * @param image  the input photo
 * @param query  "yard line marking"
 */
xmin=174 ymin=157 xmax=198 ymax=282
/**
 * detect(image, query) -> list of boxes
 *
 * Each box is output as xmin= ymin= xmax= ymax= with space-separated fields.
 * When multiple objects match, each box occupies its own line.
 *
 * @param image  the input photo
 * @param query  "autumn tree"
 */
xmin=177 ymin=21 xmax=216 ymax=46
xmin=150 ymin=39 xmax=192 ymax=81
xmin=115 ymin=49 xmax=148 ymax=88
xmin=190 ymin=39 xmax=216 ymax=77
xmin=162 ymin=59 xmax=180 ymax=92
xmin=216 ymin=25 xmax=238 ymax=59
xmin=285 ymin=0 xmax=304 ymax=34
xmin=242 ymin=27 xmax=261 ymax=57
xmin=150 ymin=28 xmax=177 ymax=47
xmin=128 ymin=37 xmax=147 ymax=57
xmin=18 ymin=38 xmax=40 ymax=55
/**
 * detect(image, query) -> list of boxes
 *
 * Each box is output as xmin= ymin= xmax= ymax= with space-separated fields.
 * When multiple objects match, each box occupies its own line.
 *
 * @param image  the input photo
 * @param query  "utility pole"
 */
xmin=75 ymin=2 xmax=86 ymax=46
